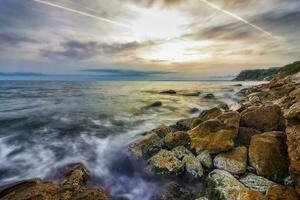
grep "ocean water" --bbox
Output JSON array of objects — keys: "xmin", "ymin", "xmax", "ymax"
[{"xmin": 0, "ymin": 80, "xmax": 254, "ymax": 199}]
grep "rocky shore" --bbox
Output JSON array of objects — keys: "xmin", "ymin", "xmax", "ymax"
[
  {"xmin": 130, "ymin": 75, "xmax": 300, "ymax": 199},
  {"xmin": 1, "ymin": 75, "xmax": 300, "ymax": 200}
]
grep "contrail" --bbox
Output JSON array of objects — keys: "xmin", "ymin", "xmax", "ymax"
[
  {"xmin": 198, "ymin": 0, "xmax": 274, "ymax": 38},
  {"xmin": 33, "ymin": 0, "xmax": 131, "ymax": 29}
]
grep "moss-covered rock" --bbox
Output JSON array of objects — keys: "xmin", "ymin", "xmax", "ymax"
[
  {"xmin": 172, "ymin": 146, "xmax": 193, "ymax": 160},
  {"xmin": 176, "ymin": 117, "xmax": 203, "ymax": 131},
  {"xmin": 196, "ymin": 150, "xmax": 213, "ymax": 169},
  {"xmin": 188, "ymin": 119, "xmax": 237, "ymax": 154},
  {"xmin": 149, "ymin": 150, "xmax": 184, "ymax": 175},
  {"xmin": 240, "ymin": 105, "xmax": 284, "ymax": 132},
  {"xmin": 183, "ymin": 155, "xmax": 204, "ymax": 179},
  {"xmin": 164, "ymin": 131, "xmax": 190, "ymax": 150},
  {"xmin": 239, "ymin": 173, "xmax": 277, "ymax": 193},
  {"xmin": 249, "ymin": 131, "xmax": 289, "ymax": 182}
]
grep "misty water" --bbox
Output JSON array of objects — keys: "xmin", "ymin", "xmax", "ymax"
[{"xmin": 0, "ymin": 80, "xmax": 256, "ymax": 199}]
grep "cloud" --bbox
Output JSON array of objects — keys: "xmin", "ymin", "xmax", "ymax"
[
  {"xmin": 0, "ymin": 32, "xmax": 37, "ymax": 46},
  {"xmin": 81, "ymin": 68, "xmax": 172, "ymax": 77},
  {"xmin": 40, "ymin": 40, "xmax": 151, "ymax": 61}
]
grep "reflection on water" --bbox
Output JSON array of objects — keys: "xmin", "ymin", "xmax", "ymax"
[{"xmin": 0, "ymin": 80, "xmax": 255, "ymax": 199}]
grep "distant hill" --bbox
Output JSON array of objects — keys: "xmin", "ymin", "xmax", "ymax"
[{"xmin": 233, "ymin": 61, "xmax": 300, "ymax": 81}]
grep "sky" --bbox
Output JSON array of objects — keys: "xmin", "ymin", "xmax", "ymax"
[{"xmin": 0, "ymin": 0, "xmax": 299, "ymax": 80}]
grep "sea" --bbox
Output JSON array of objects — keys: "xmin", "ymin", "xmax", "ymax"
[{"xmin": 0, "ymin": 80, "xmax": 259, "ymax": 199}]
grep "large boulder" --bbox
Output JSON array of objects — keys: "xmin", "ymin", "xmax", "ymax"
[
  {"xmin": 196, "ymin": 150, "xmax": 213, "ymax": 169},
  {"xmin": 235, "ymin": 127, "xmax": 262, "ymax": 147},
  {"xmin": 266, "ymin": 184, "xmax": 300, "ymax": 200},
  {"xmin": 284, "ymin": 102, "xmax": 300, "ymax": 123},
  {"xmin": 130, "ymin": 132, "xmax": 162, "ymax": 158},
  {"xmin": 286, "ymin": 125, "xmax": 300, "ymax": 194},
  {"xmin": 249, "ymin": 131, "xmax": 289, "ymax": 182},
  {"xmin": 213, "ymin": 146, "xmax": 247, "ymax": 175},
  {"xmin": 182, "ymin": 155, "xmax": 204, "ymax": 179},
  {"xmin": 176, "ymin": 117, "xmax": 202, "ymax": 131},
  {"xmin": 217, "ymin": 111, "xmax": 240, "ymax": 131},
  {"xmin": 207, "ymin": 169, "xmax": 266, "ymax": 200},
  {"xmin": 164, "ymin": 131, "xmax": 190, "ymax": 150},
  {"xmin": 240, "ymin": 105, "xmax": 284, "ymax": 132},
  {"xmin": 152, "ymin": 125, "xmax": 173, "ymax": 138},
  {"xmin": 239, "ymin": 173, "xmax": 277, "ymax": 193},
  {"xmin": 188, "ymin": 119, "xmax": 237, "ymax": 154},
  {"xmin": 199, "ymin": 107, "xmax": 223, "ymax": 121},
  {"xmin": 0, "ymin": 164, "xmax": 111, "ymax": 200},
  {"xmin": 149, "ymin": 150, "xmax": 184, "ymax": 175}
]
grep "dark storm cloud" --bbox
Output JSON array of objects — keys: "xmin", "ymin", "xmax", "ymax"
[
  {"xmin": 0, "ymin": 32, "xmax": 37, "ymax": 46},
  {"xmin": 184, "ymin": 22, "xmax": 257, "ymax": 41},
  {"xmin": 40, "ymin": 40, "xmax": 151, "ymax": 60}
]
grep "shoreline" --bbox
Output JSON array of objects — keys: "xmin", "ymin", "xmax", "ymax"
[{"xmin": 1, "ymin": 77, "xmax": 299, "ymax": 200}]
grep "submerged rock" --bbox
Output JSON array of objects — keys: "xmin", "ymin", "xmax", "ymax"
[
  {"xmin": 145, "ymin": 101, "xmax": 163, "ymax": 109},
  {"xmin": 189, "ymin": 107, "xmax": 200, "ymax": 114},
  {"xmin": 213, "ymin": 146, "xmax": 247, "ymax": 175},
  {"xmin": 172, "ymin": 146, "xmax": 193, "ymax": 160},
  {"xmin": 203, "ymin": 93, "xmax": 215, "ymax": 99},
  {"xmin": 196, "ymin": 150, "xmax": 213, "ymax": 169},
  {"xmin": 149, "ymin": 150, "xmax": 184, "ymax": 175},
  {"xmin": 130, "ymin": 132, "xmax": 162, "ymax": 158},
  {"xmin": 240, "ymin": 105, "xmax": 284, "ymax": 132},
  {"xmin": 160, "ymin": 90, "xmax": 176, "ymax": 95},
  {"xmin": 164, "ymin": 131, "xmax": 190, "ymax": 150},
  {"xmin": 239, "ymin": 173, "xmax": 277, "ymax": 193},
  {"xmin": 249, "ymin": 131, "xmax": 289, "ymax": 182},
  {"xmin": 188, "ymin": 119, "xmax": 237, "ymax": 154},
  {"xmin": 207, "ymin": 169, "xmax": 266, "ymax": 200},
  {"xmin": 0, "ymin": 164, "xmax": 111, "ymax": 200},
  {"xmin": 183, "ymin": 155, "xmax": 204, "ymax": 179}
]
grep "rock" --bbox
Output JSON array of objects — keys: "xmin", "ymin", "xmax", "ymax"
[
  {"xmin": 290, "ymin": 88, "xmax": 300, "ymax": 101},
  {"xmin": 153, "ymin": 125, "xmax": 173, "ymax": 138},
  {"xmin": 130, "ymin": 132, "xmax": 162, "ymax": 158},
  {"xmin": 217, "ymin": 103, "xmax": 229, "ymax": 111},
  {"xmin": 164, "ymin": 131, "xmax": 190, "ymax": 150},
  {"xmin": 229, "ymin": 102, "xmax": 245, "ymax": 112},
  {"xmin": 235, "ymin": 127, "xmax": 262, "ymax": 147},
  {"xmin": 172, "ymin": 146, "xmax": 194, "ymax": 160},
  {"xmin": 284, "ymin": 102, "xmax": 300, "ymax": 123},
  {"xmin": 266, "ymin": 184, "xmax": 300, "ymax": 200},
  {"xmin": 149, "ymin": 150, "xmax": 184, "ymax": 175},
  {"xmin": 249, "ymin": 95, "xmax": 261, "ymax": 104},
  {"xmin": 213, "ymin": 146, "xmax": 247, "ymax": 175},
  {"xmin": 198, "ymin": 107, "xmax": 222, "ymax": 121},
  {"xmin": 207, "ymin": 169, "xmax": 266, "ymax": 200},
  {"xmin": 204, "ymin": 93, "xmax": 215, "ymax": 99},
  {"xmin": 239, "ymin": 173, "xmax": 277, "ymax": 193},
  {"xmin": 0, "ymin": 164, "xmax": 111, "ymax": 200},
  {"xmin": 160, "ymin": 90, "xmax": 176, "ymax": 95},
  {"xmin": 183, "ymin": 155, "xmax": 204, "ymax": 179},
  {"xmin": 151, "ymin": 182, "xmax": 191, "ymax": 200},
  {"xmin": 233, "ymin": 84, "xmax": 243, "ymax": 87},
  {"xmin": 286, "ymin": 125, "xmax": 300, "ymax": 194},
  {"xmin": 188, "ymin": 119, "xmax": 237, "ymax": 154},
  {"xmin": 146, "ymin": 101, "xmax": 163, "ymax": 109},
  {"xmin": 196, "ymin": 150, "xmax": 213, "ymax": 169},
  {"xmin": 240, "ymin": 105, "xmax": 284, "ymax": 132},
  {"xmin": 217, "ymin": 111, "xmax": 240, "ymax": 131},
  {"xmin": 182, "ymin": 92, "xmax": 201, "ymax": 97},
  {"xmin": 195, "ymin": 197, "xmax": 209, "ymax": 200},
  {"xmin": 249, "ymin": 131, "xmax": 289, "ymax": 182},
  {"xmin": 176, "ymin": 117, "xmax": 202, "ymax": 131},
  {"xmin": 189, "ymin": 107, "xmax": 200, "ymax": 114}
]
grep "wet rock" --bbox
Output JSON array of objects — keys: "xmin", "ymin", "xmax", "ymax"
[
  {"xmin": 217, "ymin": 111, "xmax": 240, "ymax": 131},
  {"xmin": 176, "ymin": 117, "xmax": 202, "ymax": 131},
  {"xmin": 151, "ymin": 182, "xmax": 191, "ymax": 200},
  {"xmin": 207, "ymin": 169, "xmax": 266, "ymax": 200},
  {"xmin": 217, "ymin": 103, "xmax": 229, "ymax": 111},
  {"xmin": 249, "ymin": 131, "xmax": 289, "ymax": 182},
  {"xmin": 146, "ymin": 101, "xmax": 163, "ymax": 109},
  {"xmin": 196, "ymin": 150, "xmax": 213, "ymax": 169},
  {"xmin": 164, "ymin": 131, "xmax": 190, "ymax": 150},
  {"xmin": 239, "ymin": 173, "xmax": 277, "ymax": 193},
  {"xmin": 233, "ymin": 84, "xmax": 243, "ymax": 87},
  {"xmin": 130, "ymin": 132, "xmax": 162, "ymax": 158},
  {"xmin": 182, "ymin": 92, "xmax": 201, "ymax": 97},
  {"xmin": 286, "ymin": 125, "xmax": 300, "ymax": 194},
  {"xmin": 183, "ymin": 155, "xmax": 204, "ymax": 179},
  {"xmin": 198, "ymin": 107, "xmax": 223, "ymax": 121},
  {"xmin": 229, "ymin": 102, "xmax": 245, "ymax": 112},
  {"xmin": 152, "ymin": 125, "xmax": 173, "ymax": 138},
  {"xmin": 213, "ymin": 146, "xmax": 247, "ymax": 175},
  {"xmin": 160, "ymin": 90, "xmax": 176, "ymax": 95},
  {"xmin": 188, "ymin": 119, "xmax": 237, "ymax": 154},
  {"xmin": 204, "ymin": 93, "xmax": 215, "ymax": 99},
  {"xmin": 189, "ymin": 107, "xmax": 200, "ymax": 114},
  {"xmin": 172, "ymin": 146, "xmax": 193, "ymax": 160},
  {"xmin": 149, "ymin": 149, "xmax": 184, "ymax": 175},
  {"xmin": 240, "ymin": 105, "xmax": 284, "ymax": 132},
  {"xmin": 235, "ymin": 127, "xmax": 262, "ymax": 147},
  {"xmin": 0, "ymin": 164, "xmax": 111, "ymax": 200},
  {"xmin": 266, "ymin": 184, "xmax": 300, "ymax": 200}
]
